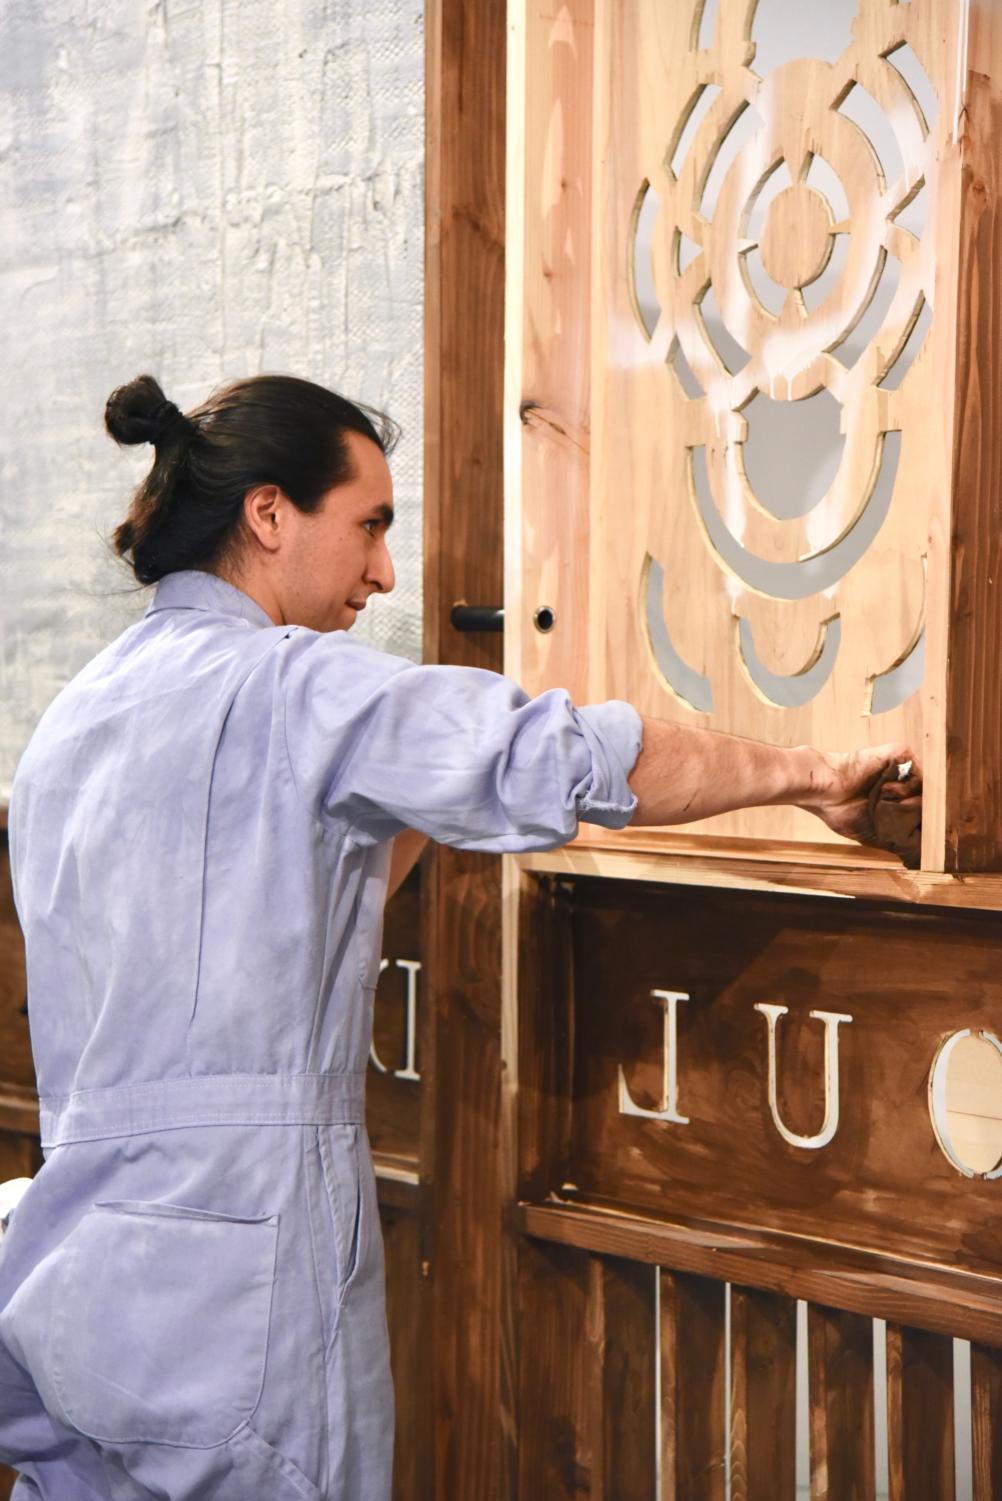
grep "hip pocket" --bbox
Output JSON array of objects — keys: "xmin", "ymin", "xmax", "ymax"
[
  {"xmin": 49, "ymin": 1199, "xmax": 278, "ymax": 1448},
  {"xmin": 308, "ymin": 1125, "xmax": 365, "ymax": 1352}
]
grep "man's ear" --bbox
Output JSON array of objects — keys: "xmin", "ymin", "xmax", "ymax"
[{"xmin": 243, "ymin": 485, "xmax": 285, "ymax": 553}]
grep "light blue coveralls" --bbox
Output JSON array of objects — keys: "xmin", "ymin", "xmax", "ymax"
[{"xmin": 0, "ymin": 570, "xmax": 642, "ymax": 1500}]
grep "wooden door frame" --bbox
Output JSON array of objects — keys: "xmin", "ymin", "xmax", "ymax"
[{"xmin": 422, "ymin": 0, "xmax": 507, "ymax": 1497}]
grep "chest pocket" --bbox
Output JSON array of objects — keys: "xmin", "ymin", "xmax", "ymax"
[{"xmin": 26, "ymin": 1200, "xmax": 278, "ymax": 1448}]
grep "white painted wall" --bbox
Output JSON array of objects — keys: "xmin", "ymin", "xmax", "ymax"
[{"xmin": 0, "ymin": 0, "xmax": 425, "ymax": 795}]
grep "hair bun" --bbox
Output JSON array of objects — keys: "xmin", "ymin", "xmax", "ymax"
[{"xmin": 105, "ymin": 374, "xmax": 187, "ymax": 448}]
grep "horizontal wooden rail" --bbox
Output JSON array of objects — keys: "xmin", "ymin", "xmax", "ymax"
[
  {"xmin": 518, "ymin": 1199, "xmax": 1002, "ymax": 1348},
  {"xmin": 518, "ymin": 844, "xmax": 1002, "ymax": 911}
]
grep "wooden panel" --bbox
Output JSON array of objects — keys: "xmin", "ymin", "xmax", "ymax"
[
  {"xmin": 944, "ymin": 1, "xmax": 1002, "ymax": 870},
  {"xmin": 0, "ymin": 1132, "xmax": 40, "ymax": 1184},
  {"xmin": 598, "ymin": 1259, "xmax": 656, "ymax": 1501},
  {"xmin": 555, "ymin": 880, "xmax": 1002, "ymax": 1279},
  {"xmin": 503, "ymin": 0, "xmax": 593, "ymax": 712},
  {"xmin": 380, "ymin": 1200, "xmax": 432, "ymax": 1501},
  {"xmin": 808, "ymin": 1305, "xmax": 875, "ymax": 1501},
  {"xmin": 509, "ymin": 0, "xmax": 987, "ymax": 862},
  {"xmin": 515, "ymin": 1243, "xmax": 656, "ymax": 1501},
  {"xmin": 660, "ymin": 1270, "xmax": 726, "ymax": 1501},
  {"xmin": 515, "ymin": 1238, "xmax": 595, "ymax": 1501},
  {"xmin": 971, "ymin": 1342, "xmax": 1002, "ymax": 1501},
  {"xmin": 367, "ymin": 866, "xmax": 422, "ymax": 1162},
  {"xmin": 514, "ymin": 873, "xmax": 575, "ymax": 1200},
  {"xmin": 0, "ymin": 836, "xmax": 31, "ymax": 1096},
  {"xmin": 519, "ymin": 1199, "xmax": 1002, "ymax": 1351},
  {"xmin": 886, "ymin": 1323, "xmax": 955, "ymax": 1500},
  {"xmin": 729, "ymin": 1287, "xmax": 796, "ymax": 1501},
  {"xmin": 424, "ymin": 0, "xmax": 506, "ymax": 1495},
  {"xmin": 518, "ymin": 842, "xmax": 1002, "ymax": 912}
]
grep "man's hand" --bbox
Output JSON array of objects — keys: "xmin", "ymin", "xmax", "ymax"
[
  {"xmin": 801, "ymin": 743, "xmax": 923, "ymax": 866},
  {"xmin": 629, "ymin": 719, "xmax": 923, "ymax": 867}
]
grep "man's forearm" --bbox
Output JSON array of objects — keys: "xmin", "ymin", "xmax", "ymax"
[{"xmin": 628, "ymin": 717, "xmax": 832, "ymax": 826}]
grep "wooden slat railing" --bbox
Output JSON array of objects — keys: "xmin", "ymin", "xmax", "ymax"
[{"xmin": 730, "ymin": 1287, "xmax": 797, "ymax": 1501}]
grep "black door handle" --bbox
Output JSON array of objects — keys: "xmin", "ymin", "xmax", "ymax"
[{"xmin": 450, "ymin": 604, "xmax": 504, "ymax": 633}]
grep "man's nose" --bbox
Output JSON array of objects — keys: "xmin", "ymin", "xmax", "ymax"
[{"xmin": 368, "ymin": 538, "xmax": 395, "ymax": 595}]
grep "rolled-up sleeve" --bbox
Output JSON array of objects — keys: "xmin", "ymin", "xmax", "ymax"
[{"xmin": 280, "ymin": 633, "xmax": 643, "ymax": 850}]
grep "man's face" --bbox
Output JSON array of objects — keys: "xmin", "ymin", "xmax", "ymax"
[{"xmin": 280, "ymin": 430, "xmax": 396, "ymax": 633}]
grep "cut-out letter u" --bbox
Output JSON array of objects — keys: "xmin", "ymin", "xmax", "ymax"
[{"xmin": 754, "ymin": 1004, "xmax": 852, "ymax": 1150}]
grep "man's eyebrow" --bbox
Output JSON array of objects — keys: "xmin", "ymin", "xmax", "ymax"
[{"xmin": 373, "ymin": 502, "xmax": 395, "ymax": 527}]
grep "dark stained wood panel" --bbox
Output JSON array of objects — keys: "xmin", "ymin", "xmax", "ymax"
[
  {"xmin": 518, "ymin": 1199, "xmax": 1002, "ymax": 1351},
  {"xmin": 808, "ymin": 1305, "xmax": 875, "ymax": 1501},
  {"xmin": 886, "ymin": 1324, "xmax": 955, "ymax": 1501},
  {"xmin": 422, "ymin": 0, "xmax": 507, "ymax": 1493},
  {"xmin": 549, "ymin": 880, "xmax": 1002, "ymax": 1277},
  {"xmin": 729, "ymin": 1287, "xmax": 797, "ymax": 1501},
  {"xmin": 515, "ymin": 873, "xmax": 575, "ymax": 1201},
  {"xmin": 661, "ymin": 1270, "xmax": 726, "ymax": 1501},
  {"xmin": 0, "ymin": 836, "xmax": 31, "ymax": 1095},
  {"xmin": 515, "ymin": 1239, "xmax": 596, "ymax": 1501},
  {"xmin": 597, "ymin": 1258, "xmax": 656, "ymax": 1501},
  {"xmin": 381, "ymin": 1200, "xmax": 432, "ymax": 1501},
  {"xmin": 972, "ymin": 1342, "xmax": 1002, "ymax": 1501},
  {"xmin": 367, "ymin": 866, "xmax": 422, "ymax": 1161}
]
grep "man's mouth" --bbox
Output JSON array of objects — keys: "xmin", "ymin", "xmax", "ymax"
[{"xmin": 347, "ymin": 598, "xmax": 367, "ymax": 611}]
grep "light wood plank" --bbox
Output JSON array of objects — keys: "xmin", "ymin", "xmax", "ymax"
[{"xmin": 516, "ymin": 842, "xmax": 1002, "ymax": 911}]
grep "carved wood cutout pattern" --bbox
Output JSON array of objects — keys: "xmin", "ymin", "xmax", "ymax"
[{"xmin": 583, "ymin": 0, "xmax": 961, "ymax": 846}]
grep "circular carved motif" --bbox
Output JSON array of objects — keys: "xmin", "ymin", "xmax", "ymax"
[{"xmin": 758, "ymin": 184, "xmax": 834, "ymax": 290}]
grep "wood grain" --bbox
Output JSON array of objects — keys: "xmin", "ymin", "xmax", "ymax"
[
  {"xmin": 367, "ymin": 865, "xmax": 422, "ymax": 1162},
  {"xmin": 517, "ymin": 1200, "xmax": 1002, "ymax": 1351},
  {"xmin": 729, "ymin": 1287, "xmax": 796, "ymax": 1501},
  {"xmin": 971, "ymin": 1342, "xmax": 1002, "ymax": 1501},
  {"xmin": 515, "ymin": 1238, "xmax": 596, "ymax": 1501},
  {"xmin": 423, "ymin": 2, "xmax": 507, "ymax": 1496},
  {"xmin": 808, "ymin": 1305, "xmax": 875, "ymax": 1501},
  {"xmin": 660, "ymin": 1270, "xmax": 726, "ymax": 1501},
  {"xmin": 886, "ymin": 1323, "xmax": 955, "ymax": 1500},
  {"xmin": 597, "ymin": 1258, "xmax": 657, "ymax": 1501},
  {"xmin": 517, "ymin": 841, "xmax": 1002, "ymax": 912},
  {"xmin": 945, "ymin": 2, "xmax": 1002, "ymax": 870},
  {"xmin": 0, "ymin": 834, "xmax": 31, "ymax": 1096},
  {"xmin": 554, "ymin": 879, "xmax": 1002, "ymax": 1279},
  {"xmin": 381, "ymin": 1200, "xmax": 432, "ymax": 1501},
  {"xmin": 510, "ymin": 0, "xmax": 965, "ymax": 855}
]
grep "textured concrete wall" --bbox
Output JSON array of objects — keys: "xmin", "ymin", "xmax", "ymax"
[{"xmin": 0, "ymin": 0, "xmax": 424, "ymax": 795}]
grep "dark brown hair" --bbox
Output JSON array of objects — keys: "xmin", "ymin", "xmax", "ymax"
[{"xmin": 107, "ymin": 373, "xmax": 398, "ymax": 585}]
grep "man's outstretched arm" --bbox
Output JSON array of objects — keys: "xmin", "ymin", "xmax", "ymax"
[{"xmin": 628, "ymin": 718, "xmax": 921, "ymax": 852}]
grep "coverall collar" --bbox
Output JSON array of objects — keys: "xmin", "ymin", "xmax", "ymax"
[{"xmin": 145, "ymin": 570, "xmax": 274, "ymax": 630}]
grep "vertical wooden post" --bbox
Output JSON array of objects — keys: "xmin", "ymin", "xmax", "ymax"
[
  {"xmin": 730, "ymin": 1287, "xmax": 797, "ymax": 1501},
  {"xmin": 944, "ymin": 0, "xmax": 1002, "ymax": 870},
  {"xmin": 886, "ymin": 1324, "xmax": 956, "ymax": 1501},
  {"xmin": 660, "ymin": 1270, "xmax": 727, "ymax": 1500},
  {"xmin": 808, "ymin": 1305, "xmax": 876, "ymax": 1501},
  {"xmin": 423, "ymin": 0, "xmax": 506, "ymax": 1496}
]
